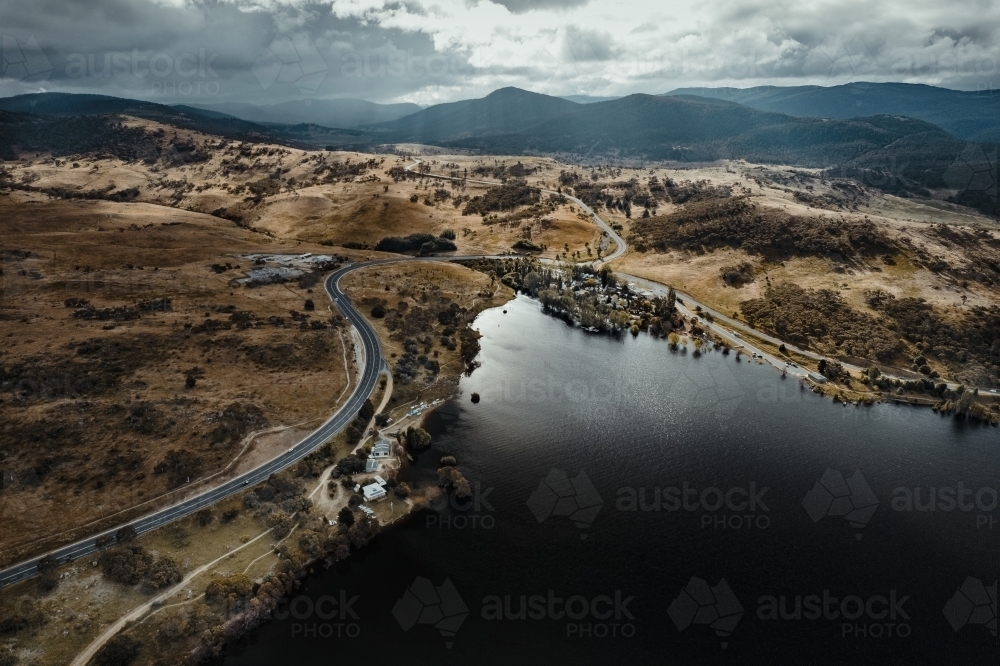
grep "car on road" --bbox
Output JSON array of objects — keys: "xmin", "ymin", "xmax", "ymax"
[{"xmin": 242, "ymin": 480, "xmax": 249, "ymax": 486}]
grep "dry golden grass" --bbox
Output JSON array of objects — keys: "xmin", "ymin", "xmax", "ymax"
[{"xmin": 0, "ymin": 193, "xmax": 357, "ymax": 564}]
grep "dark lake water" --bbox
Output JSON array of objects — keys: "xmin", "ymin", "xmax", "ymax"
[{"xmin": 226, "ymin": 294, "xmax": 999, "ymax": 665}]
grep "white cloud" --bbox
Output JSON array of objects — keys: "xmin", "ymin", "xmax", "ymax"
[{"xmin": 0, "ymin": 0, "xmax": 996, "ymax": 103}]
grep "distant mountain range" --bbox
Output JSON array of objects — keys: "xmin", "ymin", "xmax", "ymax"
[
  {"xmin": 363, "ymin": 87, "xmax": 994, "ymax": 214},
  {"xmin": 0, "ymin": 85, "xmax": 995, "ymax": 216},
  {"xmin": 185, "ymin": 98, "xmax": 421, "ymax": 129},
  {"xmin": 432, "ymin": 91, "xmax": 959, "ymax": 167},
  {"xmin": 561, "ymin": 95, "xmax": 620, "ymax": 104},
  {"xmin": 667, "ymin": 83, "xmax": 1000, "ymax": 142},
  {"xmin": 365, "ymin": 87, "xmax": 580, "ymax": 143}
]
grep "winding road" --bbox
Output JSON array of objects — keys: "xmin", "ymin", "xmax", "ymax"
[
  {"xmin": 1, "ymin": 258, "xmax": 410, "ymax": 588},
  {"xmin": 0, "ymin": 159, "xmax": 622, "ymax": 589}
]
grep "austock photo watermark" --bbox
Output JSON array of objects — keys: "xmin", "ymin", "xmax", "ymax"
[
  {"xmin": 392, "ymin": 576, "xmax": 636, "ymax": 644},
  {"xmin": 526, "ymin": 466, "xmax": 773, "ymax": 538},
  {"xmin": 672, "ymin": 574, "xmax": 998, "ymax": 648},
  {"xmin": 0, "ymin": 33, "xmax": 222, "ymax": 96},
  {"xmin": 522, "ymin": 461, "xmax": 1000, "ymax": 547},
  {"xmin": 64, "ymin": 48, "xmax": 220, "ymax": 97},
  {"xmin": 616, "ymin": 482, "xmax": 771, "ymax": 531},
  {"xmin": 669, "ymin": 576, "xmax": 920, "ymax": 646},
  {"xmin": 274, "ymin": 591, "xmax": 362, "ymax": 640},
  {"xmin": 480, "ymin": 589, "xmax": 637, "ymax": 639}
]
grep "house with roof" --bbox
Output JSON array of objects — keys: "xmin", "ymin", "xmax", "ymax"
[
  {"xmin": 365, "ymin": 457, "xmax": 379, "ymax": 473},
  {"xmin": 362, "ymin": 475, "xmax": 388, "ymax": 502},
  {"xmin": 363, "ymin": 482, "xmax": 387, "ymax": 501},
  {"xmin": 371, "ymin": 439, "xmax": 392, "ymax": 459}
]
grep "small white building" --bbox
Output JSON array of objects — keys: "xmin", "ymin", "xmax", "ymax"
[
  {"xmin": 371, "ymin": 439, "xmax": 392, "ymax": 458},
  {"xmin": 363, "ymin": 482, "xmax": 387, "ymax": 501}
]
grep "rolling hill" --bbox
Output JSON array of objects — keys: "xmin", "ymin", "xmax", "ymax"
[
  {"xmin": 436, "ymin": 90, "xmax": 994, "ymax": 215},
  {"xmin": 0, "ymin": 92, "xmax": 278, "ymax": 142},
  {"xmin": 0, "ymin": 88, "xmax": 994, "ymax": 216},
  {"xmin": 364, "ymin": 86, "xmax": 580, "ymax": 143},
  {"xmin": 185, "ymin": 98, "xmax": 422, "ymax": 129},
  {"xmin": 666, "ymin": 83, "xmax": 1000, "ymax": 142}
]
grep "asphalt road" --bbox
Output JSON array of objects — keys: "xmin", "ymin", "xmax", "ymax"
[{"xmin": 0, "ymin": 260, "xmax": 388, "ymax": 588}]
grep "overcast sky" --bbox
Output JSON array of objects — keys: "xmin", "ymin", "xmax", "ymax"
[{"xmin": 1, "ymin": 0, "xmax": 998, "ymax": 105}]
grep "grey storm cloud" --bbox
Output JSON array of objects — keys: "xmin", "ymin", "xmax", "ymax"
[
  {"xmin": 0, "ymin": 0, "xmax": 997, "ymax": 104},
  {"xmin": 561, "ymin": 25, "xmax": 620, "ymax": 62},
  {"xmin": 487, "ymin": 0, "xmax": 593, "ymax": 13}
]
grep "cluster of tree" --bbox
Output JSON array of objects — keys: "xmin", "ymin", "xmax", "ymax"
[
  {"xmin": 311, "ymin": 156, "xmax": 381, "ymax": 182},
  {"xmin": 460, "ymin": 256, "xmax": 539, "ymax": 291},
  {"xmin": 629, "ymin": 195, "xmax": 895, "ymax": 259},
  {"xmin": 472, "ymin": 161, "xmax": 537, "ymax": 179},
  {"xmin": 480, "ymin": 196, "xmax": 562, "ymax": 228},
  {"xmin": 97, "ymin": 543, "xmax": 181, "ymax": 591},
  {"xmin": 401, "ymin": 425, "xmax": 432, "ymax": 451},
  {"xmin": 0, "ymin": 112, "xmax": 162, "ymax": 162},
  {"xmin": 720, "ymin": 261, "xmax": 756, "ymax": 287},
  {"xmin": 153, "ymin": 448, "xmax": 203, "ymax": 489},
  {"xmin": 71, "ymin": 303, "xmax": 143, "ymax": 322},
  {"xmin": 344, "ymin": 398, "xmax": 375, "ymax": 446},
  {"xmin": 36, "ymin": 554, "xmax": 61, "ymax": 593},
  {"xmin": 333, "ymin": 453, "xmax": 366, "ymax": 477},
  {"xmin": 394, "ymin": 338, "xmax": 441, "ymax": 385},
  {"xmin": 243, "ymin": 176, "xmax": 283, "ymax": 202},
  {"xmin": 932, "ymin": 387, "xmax": 997, "ymax": 422},
  {"xmin": 462, "ymin": 179, "xmax": 540, "ymax": 216},
  {"xmin": 204, "ymin": 573, "xmax": 254, "ymax": 606},
  {"xmin": 0, "ymin": 596, "xmax": 47, "ymax": 638},
  {"xmin": 161, "ymin": 138, "xmax": 210, "ymax": 166},
  {"xmin": 241, "ymin": 472, "xmax": 312, "ymax": 522},
  {"xmin": 865, "ymin": 289, "xmax": 1000, "ymax": 387},
  {"xmin": 385, "ymin": 165, "xmax": 421, "ymax": 182},
  {"xmin": 654, "ymin": 176, "xmax": 734, "ymax": 205},
  {"xmin": 741, "ymin": 283, "xmax": 901, "ymax": 361},
  {"xmin": 208, "ymin": 402, "xmax": 267, "ymax": 446},
  {"xmin": 512, "ymin": 239, "xmax": 543, "ymax": 252},
  {"xmin": 926, "ymin": 225, "xmax": 1000, "ymax": 287},
  {"xmin": 437, "ymin": 456, "xmax": 471, "ymax": 497},
  {"xmin": 817, "ymin": 358, "xmax": 849, "ymax": 380},
  {"xmin": 93, "ymin": 634, "xmax": 141, "ymax": 666},
  {"xmin": 380, "ymin": 292, "xmax": 480, "ymax": 378},
  {"xmin": 374, "ymin": 233, "xmax": 457, "ymax": 255}
]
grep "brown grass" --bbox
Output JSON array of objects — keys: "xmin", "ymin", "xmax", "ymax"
[{"xmin": 0, "ymin": 194, "xmax": 354, "ymax": 564}]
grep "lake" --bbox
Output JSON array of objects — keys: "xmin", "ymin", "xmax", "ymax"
[{"xmin": 226, "ymin": 293, "xmax": 999, "ymax": 665}]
